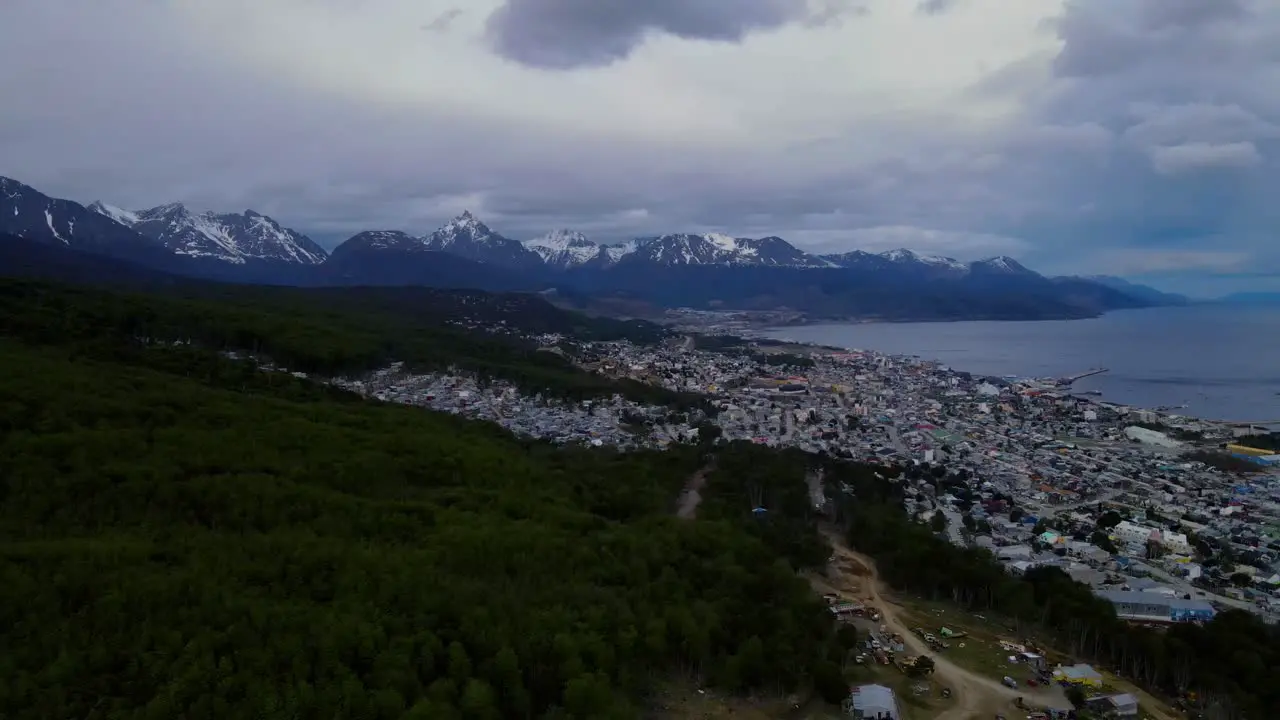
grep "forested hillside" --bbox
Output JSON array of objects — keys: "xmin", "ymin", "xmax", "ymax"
[
  {"xmin": 0, "ymin": 326, "xmax": 850, "ymax": 718},
  {"xmin": 0, "ymin": 278, "xmax": 700, "ymax": 410}
]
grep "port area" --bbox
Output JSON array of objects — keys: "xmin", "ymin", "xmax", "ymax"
[{"xmin": 1054, "ymin": 368, "xmax": 1109, "ymax": 387}]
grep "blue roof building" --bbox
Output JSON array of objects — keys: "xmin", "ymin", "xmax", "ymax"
[{"xmin": 1097, "ymin": 589, "xmax": 1216, "ymax": 623}]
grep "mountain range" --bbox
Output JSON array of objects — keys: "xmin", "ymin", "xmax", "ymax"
[{"xmin": 0, "ymin": 174, "xmax": 1184, "ymax": 321}]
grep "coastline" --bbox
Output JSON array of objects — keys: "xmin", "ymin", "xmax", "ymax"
[
  {"xmin": 752, "ymin": 329, "xmax": 1278, "ymax": 431},
  {"xmin": 755, "ymin": 302, "xmax": 1206, "ymax": 328}
]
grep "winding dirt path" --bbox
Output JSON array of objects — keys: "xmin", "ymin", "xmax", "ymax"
[
  {"xmin": 676, "ymin": 460, "xmax": 714, "ymax": 519},
  {"xmin": 819, "ymin": 529, "xmax": 1069, "ymax": 720}
]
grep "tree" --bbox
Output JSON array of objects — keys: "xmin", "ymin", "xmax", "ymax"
[
  {"xmin": 1066, "ymin": 684, "xmax": 1087, "ymax": 709},
  {"xmin": 1009, "ymin": 506, "xmax": 1024, "ymax": 523},
  {"xmin": 1097, "ymin": 511, "xmax": 1123, "ymax": 529},
  {"xmin": 1090, "ymin": 530, "xmax": 1118, "ymax": 554},
  {"xmin": 930, "ymin": 513, "xmax": 948, "ymax": 533},
  {"xmin": 1230, "ymin": 572, "xmax": 1254, "ymax": 588},
  {"xmin": 811, "ymin": 660, "xmax": 848, "ymax": 704},
  {"xmin": 907, "ymin": 655, "xmax": 935, "ymax": 677}
]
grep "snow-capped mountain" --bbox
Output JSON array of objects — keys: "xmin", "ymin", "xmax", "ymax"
[
  {"xmin": 524, "ymin": 229, "xmax": 613, "ymax": 269},
  {"xmin": 822, "ymin": 248, "xmax": 1029, "ymax": 278},
  {"xmin": 332, "ymin": 230, "xmax": 422, "ymax": 253},
  {"xmin": 876, "ymin": 248, "xmax": 970, "ymax": 274},
  {"xmin": 419, "ymin": 211, "xmax": 542, "ymax": 271},
  {"xmin": 971, "ymin": 255, "xmax": 1033, "ymax": 274},
  {"xmin": 89, "ymin": 201, "xmax": 327, "ymax": 265},
  {"xmin": 0, "ymin": 176, "xmax": 175, "ymax": 265},
  {"xmin": 617, "ymin": 232, "xmax": 829, "ymax": 268},
  {"xmin": 0, "ymin": 173, "xmax": 1183, "ymax": 320}
]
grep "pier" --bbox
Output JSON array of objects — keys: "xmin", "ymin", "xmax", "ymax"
[{"xmin": 1057, "ymin": 368, "xmax": 1108, "ymax": 385}]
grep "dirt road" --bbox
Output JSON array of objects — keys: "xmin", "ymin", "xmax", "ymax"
[
  {"xmin": 819, "ymin": 529, "xmax": 1069, "ymax": 720},
  {"xmin": 676, "ymin": 461, "xmax": 713, "ymax": 519}
]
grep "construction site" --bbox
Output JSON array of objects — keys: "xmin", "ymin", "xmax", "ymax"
[{"xmin": 808, "ymin": 530, "xmax": 1086, "ymax": 720}]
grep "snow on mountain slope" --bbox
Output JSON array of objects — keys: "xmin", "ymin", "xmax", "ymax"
[
  {"xmin": 619, "ymin": 232, "xmax": 828, "ymax": 267},
  {"xmin": 419, "ymin": 211, "xmax": 543, "ymax": 270},
  {"xmin": 524, "ymin": 229, "xmax": 603, "ymax": 269},
  {"xmin": 89, "ymin": 201, "xmax": 328, "ymax": 265},
  {"xmin": 86, "ymin": 201, "xmax": 139, "ymax": 226},
  {"xmin": 878, "ymin": 248, "xmax": 969, "ymax": 272},
  {"xmin": 972, "ymin": 255, "xmax": 1032, "ymax": 274},
  {"xmin": 0, "ymin": 177, "xmax": 168, "ymax": 261},
  {"xmin": 337, "ymin": 230, "xmax": 423, "ymax": 252}
]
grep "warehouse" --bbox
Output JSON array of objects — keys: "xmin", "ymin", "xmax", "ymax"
[
  {"xmin": 1097, "ymin": 589, "xmax": 1216, "ymax": 623},
  {"xmin": 846, "ymin": 684, "xmax": 899, "ymax": 719}
]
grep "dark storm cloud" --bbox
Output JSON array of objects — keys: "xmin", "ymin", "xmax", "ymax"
[{"xmin": 484, "ymin": 0, "xmax": 857, "ymax": 69}]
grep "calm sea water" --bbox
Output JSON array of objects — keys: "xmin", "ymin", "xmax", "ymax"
[{"xmin": 764, "ymin": 305, "xmax": 1280, "ymax": 423}]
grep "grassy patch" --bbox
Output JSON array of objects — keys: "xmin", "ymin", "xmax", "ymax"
[
  {"xmin": 891, "ymin": 596, "xmax": 1059, "ymax": 685},
  {"xmin": 890, "ymin": 597, "xmax": 1182, "ymax": 720}
]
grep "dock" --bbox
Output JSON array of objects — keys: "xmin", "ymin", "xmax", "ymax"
[{"xmin": 1057, "ymin": 368, "xmax": 1108, "ymax": 386}]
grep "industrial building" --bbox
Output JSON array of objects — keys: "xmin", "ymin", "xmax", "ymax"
[
  {"xmin": 1097, "ymin": 589, "xmax": 1216, "ymax": 623},
  {"xmin": 1087, "ymin": 692, "xmax": 1139, "ymax": 717},
  {"xmin": 846, "ymin": 683, "xmax": 899, "ymax": 719},
  {"xmin": 1053, "ymin": 663, "xmax": 1103, "ymax": 687}
]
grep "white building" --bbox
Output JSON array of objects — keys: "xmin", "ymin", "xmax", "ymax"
[
  {"xmin": 1114, "ymin": 520, "xmax": 1158, "ymax": 547},
  {"xmin": 1162, "ymin": 531, "xmax": 1191, "ymax": 555},
  {"xmin": 1123, "ymin": 426, "xmax": 1182, "ymax": 448}
]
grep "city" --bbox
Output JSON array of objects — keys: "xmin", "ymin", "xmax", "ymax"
[{"xmin": 332, "ymin": 329, "xmax": 1280, "ymax": 630}]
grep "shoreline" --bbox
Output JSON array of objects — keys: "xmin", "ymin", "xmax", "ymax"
[
  {"xmin": 753, "ymin": 303, "xmax": 1205, "ymax": 329},
  {"xmin": 749, "ymin": 331, "xmax": 1278, "ymax": 432}
]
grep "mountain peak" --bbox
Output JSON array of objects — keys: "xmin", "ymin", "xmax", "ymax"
[
  {"xmin": 975, "ymin": 255, "xmax": 1029, "ymax": 273},
  {"xmin": 107, "ymin": 203, "xmax": 327, "ymax": 265},
  {"xmin": 143, "ymin": 202, "xmax": 188, "ymax": 219},
  {"xmin": 526, "ymin": 229, "xmax": 594, "ymax": 252},
  {"xmin": 436, "ymin": 211, "xmax": 492, "ymax": 237},
  {"xmin": 879, "ymin": 248, "xmax": 967, "ymax": 271},
  {"xmin": 88, "ymin": 201, "xmax": 142, "ymax": 226},
  {"xmin": 525, "ymin": 229, "xmax": 603, "ymax": 268},
  {"xmin": 420, "ymin": 213, "xmax": 542, "ymax": 270},
  {"xmin": 618, "ymin": 232, "xmax": 827, "ymax": 268}
]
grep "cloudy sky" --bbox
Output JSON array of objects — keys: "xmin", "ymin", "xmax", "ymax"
[{"xmin": 2, "ymin": 0, "xmax": 1278, "ymax": 295}]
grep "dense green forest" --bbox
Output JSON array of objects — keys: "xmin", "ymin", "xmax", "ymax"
[
  {"xmin": 0, "ymin": 279, "xmax": 864, "ymax": 718},
  {"xmin": 0, "ymin": 279, "xmax": 704, "ymax": 410},
  {"xmin": 0, "ymin": 337, "xmax": 861, "ymax": 718}
]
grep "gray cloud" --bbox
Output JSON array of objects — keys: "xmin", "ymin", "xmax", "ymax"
[
  {"xmin": 999, "ymin": 0, "xmax": 1280, "ymax": 276},
  {"xmin": 917, "ymin": 0, "xmax": 959, "ymax": 16},
  {"xmin": 1148, "ymin": 142, "xmax": 1262, "ymax": 175},
  {"xmin": 0, "ymin": 0, "xmax": 1277, "ymax": 291},
  {"xmin": 484, "ymin": 0, "xmax": 856, "ymax": 69},
  {"xmin": 422, "ymin": 8, "xmax": 463, "ymax": 33}
]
